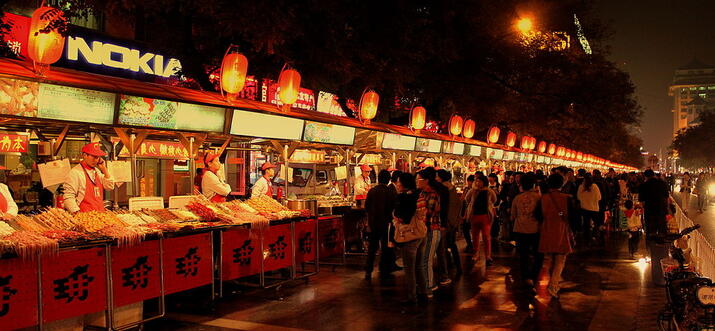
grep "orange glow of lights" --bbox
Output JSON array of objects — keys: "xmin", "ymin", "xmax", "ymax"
[
  {"xmin": 359, "ymin": 89, "xmax": 379, "ymax": 122},
  {"xmin": 449, "ymin": 114, "xmax": 464, "ymax": 136},
  {"xmin": 577, "ymin": 152, "xmax": 583, "ymax": 160},
  {"xmin": 487, "ymin": 126, "xmax": 501, "ymax": 144},
  {"xmin": 28, "ymin": 6, "xmax": 66, "ymax": 73},
  {"xmin": 462, "ymin": 119, "xmax": 476, "ymax": 139},
  {"xmin": 548, "ymin": 143, "xmax": 556, "ymax": 155},
  {"xmin": 506, "ymin": 132, "xmax": 517, "ymax": 147},
  {"xmin": 410, "ymin": 106, "xmax": 427, "ymax": 130},
  {"xmin": 220, "ymin": 47, "xmax": 249, "ymax": 95},
  {"xmin": 538, "ymin": 141, "xmax": 547, "ymax": 153},
  {"xmin": 516, "ymin": 17, "xmax": 534, "ymax": 35},
  {"xmin": 520, "ymin": 136, "xmax": 530, "ymax": 149},
  {"xmin": 557, "ymin": 146, "xmax": 565, "ymax": 157},
  {"xmin": 529, "ymin": 137, "xmax": 537, "ymax": 150},
  {"xmin": 278, "ymin": 67, "xmax": 301, "ymax": 105}
]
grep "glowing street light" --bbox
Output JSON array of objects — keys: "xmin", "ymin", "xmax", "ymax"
[{"xmin": 516, "ymin": 18, "xmax": 534, "ymax": 35}]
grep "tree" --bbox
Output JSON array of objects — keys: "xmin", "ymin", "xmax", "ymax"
[{"xmin": 672, "ymin": 111, "xmax": 715, "ymax": 169}]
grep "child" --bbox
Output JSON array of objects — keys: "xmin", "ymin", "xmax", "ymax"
[{"xmin": 623, "ymin": 200, "xmax": 642, "ymax": 259}]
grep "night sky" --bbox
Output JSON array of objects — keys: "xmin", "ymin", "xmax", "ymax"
[{"xmin": 594, "ymin": 0, "xmax": 715, "ymax": 157}]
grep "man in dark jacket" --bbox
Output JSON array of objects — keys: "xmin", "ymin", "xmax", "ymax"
[
  {"xmin": 436, "ymin": 169, "xmax": 460, "ymax": 284},
  {"xmin": 639, "ymin": 169, "xmax": 670, "ymax": 286},
  {"xmin": 365, "ymin": 170, "xmax": 397, "ymax": 279}
]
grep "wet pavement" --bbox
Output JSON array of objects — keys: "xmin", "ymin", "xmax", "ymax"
[{"xmin": 143, "ymin": 232, "xmax": 667, "ymax": 331}]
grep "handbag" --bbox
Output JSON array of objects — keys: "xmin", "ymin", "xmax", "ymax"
[{"xmin": 393, "ymin": 210, "xmax": 427, "ymax": 243}]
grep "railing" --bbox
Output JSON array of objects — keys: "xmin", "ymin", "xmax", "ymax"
[{"xmin": 672, "ymin": 197, "xmax": 715, "ymax": 280}]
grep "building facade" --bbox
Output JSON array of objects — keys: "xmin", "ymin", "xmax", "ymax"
[{"xmin": 669, "ymin": 59, "xmax": 715, "ymax": 137}]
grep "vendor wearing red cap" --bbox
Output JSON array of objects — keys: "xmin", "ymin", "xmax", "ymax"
[
  {"xmin": 63, "ymin": 142, "xmax": 115, "ymax": 213},
  {"xmin": 354, "ymin": 164, "xmax": 373, "ymax": 198},
  {"xmin": 201, "ymin": 153, "xmax": 231, "ymax": 203},
  {"xmin": 0, "ymin": 166, "xmax": 18, "ymax": 219},
  {"xmin": 252, "ymin": 162, "xmax": 276, "ymax": 197}
]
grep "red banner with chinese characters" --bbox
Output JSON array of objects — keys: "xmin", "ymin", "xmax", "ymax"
[
  {"xmin": 262, "ymin": 223, "xmax": 293, "ymax": 272},
  {"xmin": 295, "ymin": 219, "xmax": 317, "ymax": 263},
  {"xmin": 0, "ymin": 258, "xmax": 38, "ymax": 330},
  {"xmin": 163, "ymin": 233, "xmax": 213, "ymax": 295},
  {"xmin": 0, "ymin": 133, "xmax": 28, "ymax": 153},
  {"xmin": 2, "ymin": 13, "xmax": 30, "ymax": 58},
  {"xmin": 41, "ymin": 247, "xmax": 107, "ymax": 323},
  {"xmin": 221, "ymin": 228, "xmax": 261, "ymax": 280},
  {"xmin": 111, "ymin": 240, "xmax": 162, "ymax": 307},
  {"xmin": 261, "ymin": 78, "xmax": 316, "ymax": 111},
  {"xmin": 116, "ymin": 139, "xmax": 189, "ymax": 159},
  {"xmin": 319, "ymin": 217, "xmax": 344, "ymax": 259}
]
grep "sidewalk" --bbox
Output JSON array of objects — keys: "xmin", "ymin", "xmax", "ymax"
[{"xmin": 146, "ymin": 235, "xmax": 666, "ymax": 330}]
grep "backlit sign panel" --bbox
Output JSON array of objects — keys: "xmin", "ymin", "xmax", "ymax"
[
  {"xmin": 230, "ymin": 110, "xmax": 304, "ymax": 140},
  {"xmin": 415, "ymin": 138, "xmax": 441, "ymax": 153},
  {"xmin": 381, "ymin": 133, "xmax": 416, "ymax": 151},
  {"xmin": 303, "ymin": 121, "xmax": 355, "ymax": 145}
]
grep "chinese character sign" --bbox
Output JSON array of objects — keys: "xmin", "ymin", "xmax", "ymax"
[
  {"xmin": 0, "ymin": 134, "xmax": 28, "ymax": 153},
  {"xmin": 111, "ymin": 241, "xmax": 161, "ymax": 307},
  {"xmin": 221, "ymin": 228, "xmax": 261, "ymax": 280},
  {"xmin": 0, "ymin": 258, "xmax": 38, "ymax": 330},
  {"xmin": 117, "ymin": 140, "xmax": 189, "ymax": 159},
  {"xmin": 163, "ymin": 233, "xmax": 212, "ymax": 295},
  {"xmin": 262, "ymin": 224, "xmax": 293, "ymax": 272}
]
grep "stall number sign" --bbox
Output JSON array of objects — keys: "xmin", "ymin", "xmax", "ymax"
[{"xmin": 0, "ymin": 134, "xmax": 28, "ymax": 153}]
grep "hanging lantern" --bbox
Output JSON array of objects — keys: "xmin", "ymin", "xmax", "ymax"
[
  {"xmin": 449, "ymin": 114, "xmax": 464, "ymax": 136},
  {"xmin": 487, "ymin": 126, "xmax": 501, "ymax": 144},
  {"xmin": 529, "ymin": 137, "xmax": 537, "ymax": 150},
  {"xmin": 278, "ymin": 66, "xmax": 301, "ymax": 106},
  {"xmin": 462, "ymin": 119, "xmax": 476, "ymax": 139},
  {"xmin": 220, "ymin": 45, "xmax": 249, "ymax": 98},
  {"xmin": 28, "ymin": 6, "xmax": 66, "ymax": 75},
  {"xmin": 506, "ymin": 132, "xmax": 517, "ymax": 147},
  {"xmin": 410, "ymin": 106, "xmax": 427, "ymax": 130},
  {"xmin": 359, "ymin": 89, "xmax": 379, "ymax": 122},
  {"xmin": 548, "ymin": 143, "xmax": 556, "ymax": 155},
  {"xmin": 577, "ymin": 152, "xmax": 583, "ymax": 160},
  {"xmin": 520, "ymin": 136, "xmax": 530, "ymax": 149},
  {"xmin": 557, "ymin": 146, "xmax": 565, "ymax": 157},
  {"xmin": 538, "ymin": 141, "xmax": 547, "ymax": 153}
]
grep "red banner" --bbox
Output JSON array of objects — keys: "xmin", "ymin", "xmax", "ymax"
[
  {"xmin": 163, "ymin": 233, "xmax": 213, "ymax": 295},
  {"xmin": 221, "ymin": 228, "xmax": 261, "ymax": 280},
  {"xmin": 319, "ymin": 218, "xmax": 344, "ymax": 259},
  {"xmin": 262, "ymin": 224, "xmax": 293, "ymax": 272},
  {"xmin": 0, "ymin": 134, "xmax": 28, "ymax": 153},
  {"xmin": 2, "ymin": 13, "xmax": 30, "ymax": 58},
  {"xmin": 116, "ymin": 139, "xmax": 189, "ymax": 159},
  {"xmin": 295, "ymin": 220, "xmax": 317, "ymax": 263},
  {"xmin": 111, "ymin": 240, "xmax": 162, "ymax": 307},
  {"xmin": 0, "ymin": 258, "xmax": 38, "ymax": 330},
  {"xmin": 41, "ymin": 247, "xmax": 107, "ymax": 323},
  {"xmin": 261, "ymin": 78, "xmax": 316, "ymax": 111}
]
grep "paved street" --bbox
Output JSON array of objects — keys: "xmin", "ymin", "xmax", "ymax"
[
  {"xmin": 146, "ymin": 236, "xmax": 664, "ymax": 330},
  {"xmin": 674, "ymin": 193, "xmax": 715, "ymax": 241}
]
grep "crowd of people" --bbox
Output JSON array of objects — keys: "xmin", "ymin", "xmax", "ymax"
[{"xmin": 363, "ymin": 165, "xmax": 709, "ymax": 305}]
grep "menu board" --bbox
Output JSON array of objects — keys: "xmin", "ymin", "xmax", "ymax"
[
  {"xmin": 525, "ymin": 154, "xmax": 534, "ymax": 162},
  {"xmin": 415, "ymin": 138, "xmax": 441, "ymax": 153},
  {"xmin": 118, "ymin": 95, "xmax": 225, "ymax": 132},
  {"xmin": 442, "ymin": 142, "xmax": 464, "ymax": 155},
  {"xmin": 38, "ymin": 84, "xmax": 115, "ymax": 124},
  {"xmin": 303, "ymin": 121, "xmax": 355, "ymax": 145},
  {"xmin": 381, "ymin": 133, "xmax": 416, "ymax": 151},
  {"xmin": 230, "ymin": 109, "xmax": 304, "ymax": 140},
  {"xmin": 536, "ymin": 155, "xmax": 544, "ymax": 163},
  {"xmin": 0, "ymin": 78, "xmax": 38, "ymax": 117},
  {"xmin": 486, "ymin": 148, "xmax": 504, "ymax": 160},
  {"xmin": 38, "ymin": 159, "xmax": 71, "ymax": 188},
  {"xmin": 465, "ymin": 145, "xmax": 482, "ymax": 157}
]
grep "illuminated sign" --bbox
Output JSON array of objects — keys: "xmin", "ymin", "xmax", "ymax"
[
  {"xmin": 415, "ymin": 138, "xmax": 442, "ymax": 153},
  {"xmin": 316, "ymin": 91, "xmax": 348, "ymax": 117},
  {"xmin": 38, "ymin": 84, "xmax": 115, "ymax": 124},
  {"xmin": 290, "ymin": 149, "xmax": 326, "ymax": 163},
  {"xmin": 465, "ymin": 145, "xmax": 482, "ymax": 157},
  {"xmin": 0, "ymin": 133, "xmax": 28, "ymax": 153},
  {"xmin": 230, "ymin": 110, "xmax": 304, "ymax": 140},
  {"xmin": 303, "ymin": 121, "xmax": 355, "ymax": 145},
  {"xmin": 66, "ymin": 36, "xmax": 182, "ymax": 78},
  {"xmin": 442, "ymin": 142, "xmax": 464, "ymax": 155},
  {"xmin": 118, "ymin": 95, "xmax": 225, "ymax": 132},
  {"xmin": 486, "ymin": 148, "xmax": 504, "ymax": 160},
  {"xmin": 116, "ymin": 139, "xmax": 189, "ymax": 159},
  {"xmin": 262, "ymin": 78, "xmax": 316, "ymax": 111},
  {"xmin": 381, "ymin": 133, "xmax": 416, "ymax": 151}
]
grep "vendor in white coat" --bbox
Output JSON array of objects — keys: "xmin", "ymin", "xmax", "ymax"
[
  {"xmin": 63, "ymin": 142, "xmax": 115, "ymax": 213},
  {"xmin": 252, "ymin": 162, "xmax": 276, "ymax": 197},
  {"xmin": 201, "ymin": 153, "xmax": 232, "ymax": 203},
  {"xmin": 354, "ymin": 164, "xmax": 372, "ymax": 198},
  {"xmin": 0, "ymin": 166, "xmax": 18, "ymax": 220}
]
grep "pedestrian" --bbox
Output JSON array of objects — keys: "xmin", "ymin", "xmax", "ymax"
[
  {"xmin": 577, "ymin": 174, "xmax": 601, "ymax": 246},
  {"xmin": 462, "ymin": 175, "xmax": 476, "ymax": 253},
  {"xmin": 623, "ymin": 199, "xmax": 642, "ymax": 259},
  {"xmin": 638, "ymin": 169, "xmax": 670, "ymax": 286},
  {"xmin": 694, "ymin": 172, "xmax": 708, "ymax": 213},
  {"xmin": 416, "ymin": 167, "xmax": 442, "ymax": 296},
  {"xmin": 539, "ymin": 174, "xmax": 575, "ymax": 298},
  {"xmin": 511, "ymin": 173, "xmax": 543, "ymax": 289},
  {"xmin": 436, "ymin": 169, "xmax": 462, "ymax": 280},
  {"xmin": 680, "ymin": 172, "xmax": 693, "ymax": 213},
  {"xmin": 392, "ymin": 172, "xmax": 423, "ymax": 304},
  {"xmin": 433, "ymin": 169, "xmax": 453, "ymax": 286},
  {"xmin": 466, "ymin": 175, "xmax": 497, "ymax": 265},
  {"xmin": 364, "ymin": 170, "xmax": 397, "ymax": 280},
  {"xmin": 389, "ymin": 170, "xmax": 402, "ymax": 195}
]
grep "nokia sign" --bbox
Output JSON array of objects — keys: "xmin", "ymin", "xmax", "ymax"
[{"xmin": 66, "ymin": 36, "xmax": 182, "ymax": 78}]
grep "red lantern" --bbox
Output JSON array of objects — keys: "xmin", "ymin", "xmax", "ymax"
[
  {"xmin": 538, "ymin": 141, "xmax": 547, "ymax": 153},
  {"xmin": 462, "ymin": 119, "xmax": 476, "ymax": 139},
  {"xmin": 410, "ymin": 106, "xmax": 426, "ymax": 130},
  {"xmin": 28, "ymin": 6, "xmax": 66, "ymax": 74},
  {"xmin": 529, "ymin": 137, "xmax": 537, "ymax": 150},
  {"xmin": 506, "ymin": 132, "xmax": 517, "ymax": 147},
  {"xmin": 449, "ymin": 114, "xmax": 464, "ymax": 136},
  {"xmin": 548, "ymin": 143, "xmax": 556, "ymax": 155},
  {"xmin": 487, "ymin": 126, "xmax": 501, "ymax": 144},
  {"xmin": 557, "ymin": 146, "xmax": 565, "ymax": 157},
  {"xmin": 278, "ymin": 66, "xmax": 301, "ymax": 106},
  {"xmin": 577, "ymin": 152, "xmax": 583, "ymax": 160},
  {"xmin": 220, "ymin": 45, "xmax": 249, "ymax": 96},
  {"xmin": 359, "ymin": 89, "xmax": 379, "ymax": 122},
  {"xmin": 520, "ymin": 136, "xmax": 530, "ymax": 149}
]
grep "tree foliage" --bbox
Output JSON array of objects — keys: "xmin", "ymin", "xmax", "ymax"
[
  {"xmin": 672, "ymin": 111, "xmax": 715, "ymax": 169},
  {"xmin": 4, "ymin": 0, "xmax": 643, "ymax": 166}
]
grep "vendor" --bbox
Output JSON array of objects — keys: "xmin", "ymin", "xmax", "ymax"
[
  {"xmin": 354, "ymin": 164, "xmax": 372, "ymax": 198},
  {"xmin": 0, "ymin": 166, "xmax": 18, "ymax": 219},
  {"xmin": 201, "ymin": 153, "xmax": 232, "ymax": 203},
  {"xmin": 63, "ymin": 142, "xmax": 115, "ymax": 213},
  {"xmin": 252, "ymin": 162, "xmax": 276, "ymax": 197}
]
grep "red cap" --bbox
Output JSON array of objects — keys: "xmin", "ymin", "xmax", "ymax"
[
  {"xmin": 261, "ymin": 162, "xmax": 277, "ymax": 171},
  {"xmin": 0, "ymin": 166, "xmax": 6, "ymax": 170},
  {"xmin": 81, "ymin": 142, "xmax": 106, "ymax": 157},
  {"xmin": 387, "ymin": 167, "xmax": 398, "ymax": 172},
  {"xmin": 360, "ymin": 164, "xmax": 372, "ymax": 172},
  {"xmin": 204, "ymin": 153, "xmax": 219, "ymax": 165}
]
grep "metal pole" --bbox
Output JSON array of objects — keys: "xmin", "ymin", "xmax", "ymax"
[
  {"xmin": 188, "ymin": 137, "xmax": 196, "ymax": 193},
  {"xmin": 130, "ymin": 134, "xmax": 138, "ymax": 196},
  {"xmin": 283, "ymin": 145, "xmax": 289, "ymax": 202}
]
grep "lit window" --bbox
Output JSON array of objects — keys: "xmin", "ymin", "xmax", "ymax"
[
  {"xmin": 700, "ymin": 93, "xmax": 707, "ymax": 98},
  {"xmin": 700, "ymin": 87, "xmax": 706, "ymax": 90},
  {"xmin": 708, "ymin": 86, "xmax": 715, "ymax": 90},
  {"xmin": 691, "ymin": 87, "xmax": 697, "ymax": 90}
]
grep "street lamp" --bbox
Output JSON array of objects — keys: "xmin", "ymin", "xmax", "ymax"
[{"xmin": 516, "ymin": 18, "xmax": 534, "ymax": 35}]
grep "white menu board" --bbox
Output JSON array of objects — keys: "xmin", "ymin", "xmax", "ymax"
[
  {"xmin": 382, "ymin": 133, "xmax": 416, "ymax": 151},
  {"xmin": 38, "ymin": 159, "xmax": 71, "ymax": 188},
  {"xmin": 38, "ymin": 84, "xmax": 115, "ymax": 124},
  {"xmin": 107, "ymin": 160, "xmax": 132, "ymax": 183},
  {"xmin": 231, "ymin": 109, "xmax": 304, "ymax": 140},
  {"xmin": 415, "ymin": 138, "xmax": 442, "ymax": 153}
]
